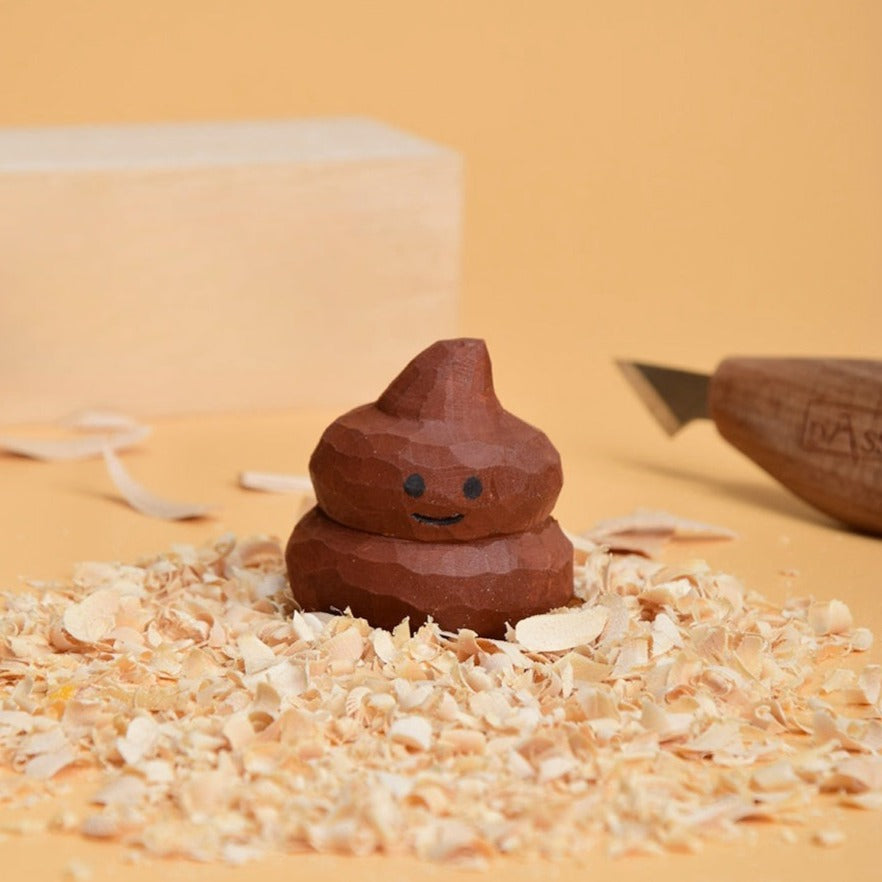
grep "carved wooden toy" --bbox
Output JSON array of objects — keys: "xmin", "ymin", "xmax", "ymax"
[{"xmin": 286, "ymin": 338, "xmax": 573, "ymax": 636}]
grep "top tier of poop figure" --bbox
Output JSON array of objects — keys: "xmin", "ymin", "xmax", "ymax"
[{"xmin": 286, "ymin": 338, "xmax": 574, "ymax": 637}]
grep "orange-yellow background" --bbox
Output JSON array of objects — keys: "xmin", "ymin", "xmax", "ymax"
[
  {"xmin": 3, "ymin": 1, "xmax": 880, "ymax": 386},
  {"xmin": 1, "ymin": 3, "xmax": 881, "ymax": 881}
]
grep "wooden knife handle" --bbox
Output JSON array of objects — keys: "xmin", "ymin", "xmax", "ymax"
[{"xmin": 708, "ymin": 358, "xmax": 882, "ymax": 535}]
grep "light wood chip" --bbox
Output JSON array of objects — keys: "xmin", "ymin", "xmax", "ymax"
[
  {"xmin": 0, "ymin": 531, "xmax": 879, "ymax": 865},
  {"xmin": 515, "ymin": 607, "xmax": 609, "ymax": 652},
  {"xmin": 103, "ymin": 446, "xmax": 215, "ymax": 520},
  {"xmin": 0, "ymin": 425, "xmax": 151, "ymax": 461},
  {"xmin": 238, "ymin": 472, "xmax": 314, "ymax": 494}
]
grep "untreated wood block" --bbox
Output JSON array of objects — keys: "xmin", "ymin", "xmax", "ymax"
[{"xmin": 0, "ymin": 118, "xmax": 461, "ymax": 423}]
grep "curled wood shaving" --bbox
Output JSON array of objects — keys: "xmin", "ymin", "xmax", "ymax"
[
  {"xmin": 389, "ymin": 716, "xmax": 433, "ymax": 751},
  {"xmin": 102, "ymin": 447, "xmax": 215, "ymax": 520},
  {"xmin": 588, "ymin": 508, "xmax": 738, "ymax": 540},
  {"xmin": 236, "ymin": 633, "xmax": 277, "ymax": 675},
  {"xmin": 0, "ymin": 425, "xmax": 151, "ymax": 462},
  {"xmin": 583, "ymin": 509, "xmax": 737, "ymax": 556},
  {"xmin": 25, "ymin": 746, "xmax": 76, "ymax": 780},
  {"xmin": 0, "ymin": 535, "xmax": 879, "ymax": 866},
  {"xmin": 117, "ymin": 717, "xmax": 160, "ymax": 766},
  {"xmin": 809, "ymin": 600, "xmax": 854, "ymax": 636},
  {"xmin": 62, "ymin": 589, "xmax": 121, "ymax": 643},
  {"xmin": 60, "ymin": 409, "xmax": 140, "ymax": 433},
  {"xmin": 515, "ymin": 607, "xmax": 608, "ymax": 652}
]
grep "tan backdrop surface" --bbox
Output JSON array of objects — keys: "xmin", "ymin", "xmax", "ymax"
[{"xmin": 1, "ymin": 2, "xmax": 880, "ymax": 880}]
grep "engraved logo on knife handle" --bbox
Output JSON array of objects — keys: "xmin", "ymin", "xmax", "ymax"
[{"xmin": 800, "ymin": 400, "xmax": 882, "ymax": 462}]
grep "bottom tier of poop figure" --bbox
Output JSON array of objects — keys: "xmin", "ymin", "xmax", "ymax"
[{"xmin": 286, "ymin": 338, "xmax": 574, "ymax": 637}]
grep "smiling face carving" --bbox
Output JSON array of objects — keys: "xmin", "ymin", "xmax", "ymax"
[
  {"xmin": 289, "ymin": 338, "xmax": 574, "ymax": 636},
  {"xmin": 308, "ymin": 339, "xmax": 563, "ymax": 542}
]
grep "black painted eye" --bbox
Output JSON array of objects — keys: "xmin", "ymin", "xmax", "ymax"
[
  {"xmin": 463, "ymin": 476, "xmax": 483, "ymax": 499},
  {"xmin": 403, "ymin": 473, "xmax": 425, "ymax": 498}
]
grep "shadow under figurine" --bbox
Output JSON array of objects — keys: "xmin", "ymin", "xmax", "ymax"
[{"xmin": 286, "ymin": 338, "xmax": 573, "ymax": 637}]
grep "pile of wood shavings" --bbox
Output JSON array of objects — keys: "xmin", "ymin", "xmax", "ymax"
[{"xmin": 1, "ymin": 536, "xmax": 880, "ymax": 866}]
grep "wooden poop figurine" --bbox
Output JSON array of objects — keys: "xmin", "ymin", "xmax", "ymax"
[{"xmin": 286, "ymin": 338, "xmax": 573, "ymax": 637}]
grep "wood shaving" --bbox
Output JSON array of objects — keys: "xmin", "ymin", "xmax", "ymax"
[
  {"xmin": 389, "ymin": 716, "xmax": 433, "ymax": 751},
  {"xmin": 63, "ymin": 859, "xmax": 94, "ymax": 882},
  {"xmin": 515, "ymin": 607, "xmax": 608, "ymax": 652},
  {"xmin": 0, "ymin": 534, "xmax": 879, "ymax": 866},
  {"xmin": 238, "ymin": 472, "xmax": 314, "ymax": 494},
  {"xmin": 60, "ymin": 409, "xmax": 141, "ymax": 433},
  {"xmin": 812, "ymin": 828, "xmax": 846, "ymax": 847},
  {"xmin": 0, "ymin": 425, "xmax": 151, "ymax": 461},
  {"xmin": 809, "ymin": 600, "xmax": 854, "ymax": 636},
  {"xmin": 117, "ymin": 717, "xmax": 160, "ymax": 766},
  {"xmin": 102, "ymin": 447, "xmax": 215, "ymax": 520},
  {"xmin": 583, "ymin": 508, "xmax": 737, "ymax": 556},
  {"xmin": 62, "ymin": 589, "xmax": 121, "ymax": 643}
]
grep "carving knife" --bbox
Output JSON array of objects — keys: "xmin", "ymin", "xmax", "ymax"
[{"xmin": 616, "ymin": 358, "xmax": 882, "ymax": 535}]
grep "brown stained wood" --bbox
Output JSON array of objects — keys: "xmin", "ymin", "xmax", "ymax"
[
  {"xmin": 286, "ymin": 338, "xmax": 574, "ymax": 634},
  {"xmin": 287, "ymin": 508, "xmax": 573, "ymax": 637},
  {"xmin": 310, "ymin": 340, "xmax": 563, "ymax": 541},
  {"xmin": 709, "ymin": 358, "xmax": 882, "ymax": 535}
]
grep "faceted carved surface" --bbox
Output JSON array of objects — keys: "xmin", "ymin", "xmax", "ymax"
[
  {"xmin": 310, "ymin": 409, "xmax": 563, "ymax": 542},
  {"xmin": 310, "ymin": 339, "xmax": 563, "ymax": 541},
  {"xmin": 286, "ymin": 337, "xmax": 574, "ymax": 635},
  {"xmin": 286, "ymin": 507, "xmax": 574, "ymax": 637}
]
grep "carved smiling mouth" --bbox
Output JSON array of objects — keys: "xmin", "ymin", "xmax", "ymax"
[{"xmin": 412, "ymin": 513, "xmax": 465, "ymax": 527}]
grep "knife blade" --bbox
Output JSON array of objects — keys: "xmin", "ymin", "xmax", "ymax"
[
  {"xmin": 617, "ymin": 357, "xmax": 882, "ymax": 535},
  {"xmin": 615, "ymin": 361, "xmax": 711, "ymax": 435}
]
